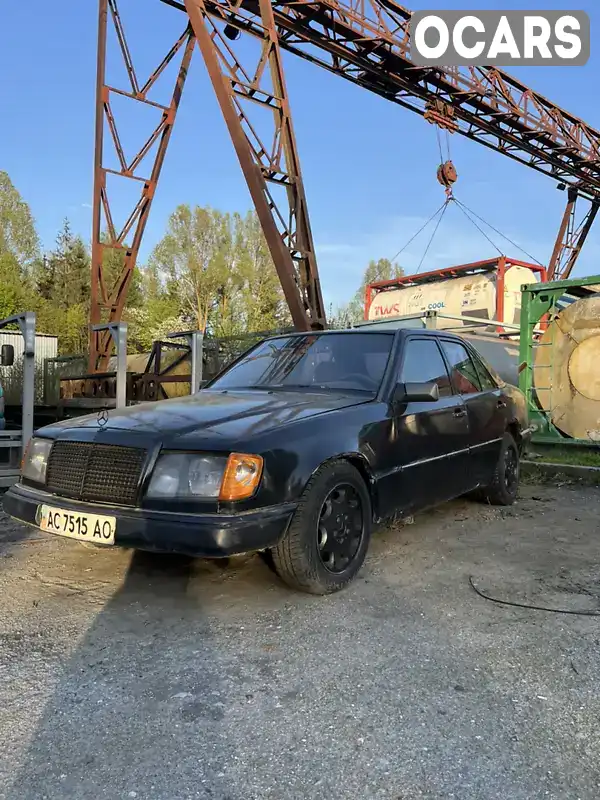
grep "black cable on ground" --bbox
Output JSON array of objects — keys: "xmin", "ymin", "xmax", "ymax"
[{"xmin": 469, "ymin": 575, "xmax": 600, "ymax": 617}]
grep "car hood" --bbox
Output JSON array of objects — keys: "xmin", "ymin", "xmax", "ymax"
[{"xmin": 42, "ymin": 390, "xmax": 371, "ymax": 447}]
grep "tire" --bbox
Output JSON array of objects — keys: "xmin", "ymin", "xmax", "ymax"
[
  {"xmin": 481, "ymin": 432, "xmax": 520, "ymax": 506},
  {"xmin": 270, "ymin": 460, "xmax": 372, "ymax": 595}
]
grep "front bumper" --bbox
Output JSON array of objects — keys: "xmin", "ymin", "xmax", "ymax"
[{"xmin": 3, "ymin": 483, "xmax": 296, "ymax": 558}]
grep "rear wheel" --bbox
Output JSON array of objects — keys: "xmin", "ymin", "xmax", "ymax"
[
  {"xmin": 270, "ymin": 460, "xmax": 372, "ymax": 595},
  {"xmin": 481, "ymin": 432, "xmax": 520, "ymax": 506}
]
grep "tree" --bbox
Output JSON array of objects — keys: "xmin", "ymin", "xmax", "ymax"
[
  {"xmin": 336, "ymin": 257, "xmax": 404, "ymax": 325},
  {"xmin": 0, "ymin": 253, "xmax": 25, "ymax": 320},
  {"xmin": 151, "ymin": 205, "xmax": 233, "ymax": 333},
  {"xmin": 0, "ymin": 174, "xmax": 41, "ymax": 324},
  {"xmin": 100, "ymin": 234, "xmax": 143, "ymax": 312},
  {"xmin": 327, "ymin": 303, "xmax": 357, "ymax": 330},
  {"xmin": 125, "ymin": 263, "xmax": 184, "ymax": 351},
  {"xmin": 0, "ymin": 171, "xmax": 40, "ymax": 269},
  {"xmin": 35, "ymin": 219, "xmax": 90, "ymax": 307},
  {"xmin": 359, "ymin": 257, "xmax": 404, "ymax": 288},
  {"xmin": 150, "ymin": 205, "xmax": 293, "ymax": 338},
  {"xmin": 227, "ymin": 211, "xmax": 290, "ymax": 335},
  {"xmin": 29, "ymin": 220, "xmax": 92, "ymax": 352}
]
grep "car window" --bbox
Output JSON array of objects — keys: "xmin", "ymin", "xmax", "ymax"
[
  {"xmin": 440, "ymin": 340, "xmax": 482, "ymax": 395},
  {"xmin": 399, "ymin": 339, "xmax": 452, "ymax": 398},
  {"xmin": 469, "ymin": 350, "xmax": 498, "ymax": 391},
  {"xmin": 208, "ymin": 333, "xmax": 394, "ymax": 393}
]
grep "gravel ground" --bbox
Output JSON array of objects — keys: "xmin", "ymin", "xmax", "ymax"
[{"xmin": 1, "ymin": 484, "xmax": 600, "ymax": 800}]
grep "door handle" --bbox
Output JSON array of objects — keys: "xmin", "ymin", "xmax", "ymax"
[{"xmin": 453, "ymin": 407, "xmax": 467, "ymax": 418}]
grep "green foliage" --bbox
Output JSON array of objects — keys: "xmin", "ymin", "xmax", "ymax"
[
  {"xmin": 35, "ymin": 219, "xmax": 90, "ymax": 307},
  {"xmin": 335, "ymin": 258, "xmax": 404, "ymax": 326},
  {"xmin": 0, "ymin": 171, "xmax": 40, "ymax": 268},
  {"xmin": 30, "ymin": 219, "xmax": 92, "ymax": 352},
  {"xmin": 100, "ymin": 234, "xmax": 144, "ymax": 311},
  {"xmin": 0, "ymin": 172, "xmax": 405, "ymax": 362},
  {"xmin": 125, "ymin": 263, "xmax": 184, "ymax": 351},
  {"xmin": 149, "ymin": 204, "xmax": 289, "ymax": 339},
  {"xmin": 0, "ymin": 175, "xmax": 40, "ymax": 325}
]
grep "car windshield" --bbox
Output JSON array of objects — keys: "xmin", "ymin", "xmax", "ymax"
[{"xmin": 208, "ymin": 333, "xmax": 394, "ymax": 394}]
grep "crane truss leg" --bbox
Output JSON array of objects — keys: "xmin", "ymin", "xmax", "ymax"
[
  {"xmin": 548, "ymin": 188, "xmax": 600, "ymax": 282},
  {"xmin": 183, "ymin": 0, "xmax": 326, "ymax": 331},
  {"xmin": 90, "ymin": 0, "xmax": 195, "ymax": 371}
]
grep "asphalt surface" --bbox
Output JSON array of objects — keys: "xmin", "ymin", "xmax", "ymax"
[{"xmin": 1, "ymin": 484, "xmax": 600, "ymax": 800}]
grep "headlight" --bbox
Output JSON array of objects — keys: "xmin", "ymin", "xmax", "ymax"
[
  {"xmin": 21, "ymin": 438, "xmax": 53, "ymax": 485},
  {"xmin": 146, "ymin": 452, "xmax": 263, "ymax": 501}
]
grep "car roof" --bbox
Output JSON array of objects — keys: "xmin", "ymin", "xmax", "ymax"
[{"xmin": 262, "ymin": 327, "xmax": 464, "ymax": 340}]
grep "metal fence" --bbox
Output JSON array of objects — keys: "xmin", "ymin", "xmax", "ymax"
[{"xmin": 44, "ymin": 355, "xmax": 88, "ymax": 406}]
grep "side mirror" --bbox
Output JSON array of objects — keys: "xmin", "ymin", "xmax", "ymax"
[
  {"xmin": 393, "ymin": 381, "xmax": 440, "ymax": 404},
  {"xmin": 0, "ymin": 344, "xmax": 14, "ymax": 367}
]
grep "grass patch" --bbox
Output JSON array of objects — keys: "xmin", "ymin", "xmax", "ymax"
[{"xmin": 525, "ymin": 447, "xmax": 600, "ymax": 468}]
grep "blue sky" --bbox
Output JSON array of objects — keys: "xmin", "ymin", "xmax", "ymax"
[{"xmin": 1, "ymin": 0, "xmax": 599, "ymax": 309}]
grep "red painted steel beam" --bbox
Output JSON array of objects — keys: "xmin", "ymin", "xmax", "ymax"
[
  {"xmin": 160, "ymin": 0, "xmax": 600, "ymax": 200},
  {"xmin": 90, "ymin": 0, "xmax": 194, "ymax": 371},
  {"xmin": 548, "ymin": 189, "xmax": 600, "ymax": 281},
  {"xmin": 183, "ymin": 0, "xmax": 325, "ymax": 331},
  {"xmin": 92, "ymin": 0, "xmax": 600, "ymax": 367}
]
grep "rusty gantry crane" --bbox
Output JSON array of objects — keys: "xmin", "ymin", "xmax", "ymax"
[{"xmin": 90, "ymin": 0, "xmax": 600, "ymax": 370}]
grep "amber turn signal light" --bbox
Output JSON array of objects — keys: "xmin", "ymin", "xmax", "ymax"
[{"xmin": 219, "ymin": 453, "xmax": 263, "ymax": 501}]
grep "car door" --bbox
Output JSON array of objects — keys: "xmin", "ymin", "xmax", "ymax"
[
  {"xmin": 438, "ymin": 338, "xmax": 507, "ymax": 487},
  {"xmin": 377, "ymin": 336, "xmax": 472, "ymax": 516}
]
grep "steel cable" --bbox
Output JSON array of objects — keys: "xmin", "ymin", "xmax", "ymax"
[
  {"xmin": 454, "ymin": 197, "xmax": 545, "ymax": 266},
  {"xmin": 388, "ymin": 200, "xmax": 448, "ymax": 264},
  {"xmin": 416, "ymin": 199, "xmax": 450, "ymax": 273}
]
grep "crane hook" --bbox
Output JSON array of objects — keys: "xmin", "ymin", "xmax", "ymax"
[{"xmin": 437, "ymin": 160, "xmax": 458, "ymax": 198}]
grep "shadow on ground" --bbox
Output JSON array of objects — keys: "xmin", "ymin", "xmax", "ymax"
[
  {"xmin": 2, "ymin": 485, "xmax": 600, "ymax": 800},
  {"xmin": 4, "ymin": 550, "xmax": 248, "ymax": 800}
]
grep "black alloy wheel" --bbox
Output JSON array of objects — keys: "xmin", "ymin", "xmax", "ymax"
[
  {"xmin": 482, "ymin": 432, "xmax": 520, "ymax": 506},
  {"xmin": 504, "ymin": 442, "xmax": 519, "ymax": 495},
  {"xmin": 316, "ymin": 484, "xmax": 364, "ymax": 573},
  {"xmin": 271, "ymin": 460, "xmax": 372, "ymax": 594}
]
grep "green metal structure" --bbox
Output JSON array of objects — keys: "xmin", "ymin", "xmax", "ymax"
[{"xmin": 519, "ymin": 274, "xmax": 600, "ymax": 446}]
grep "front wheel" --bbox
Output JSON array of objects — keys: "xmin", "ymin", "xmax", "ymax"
[
  {"xmin": 270, "ymin": 460, "xmax": 372, "ymax": 595},
  {"xmin": 481, "ymin": 432, "xmax": 520, "ymax": 506}
]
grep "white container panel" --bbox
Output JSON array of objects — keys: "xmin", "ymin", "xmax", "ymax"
[{"xmin": 0, "ymin": 332, "xmax": 58, "ymax": 406}]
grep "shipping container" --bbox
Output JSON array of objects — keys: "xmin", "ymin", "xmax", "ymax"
[{"xmin": 364, "ymin": 257, "xmax": 547, "ymax": 330}]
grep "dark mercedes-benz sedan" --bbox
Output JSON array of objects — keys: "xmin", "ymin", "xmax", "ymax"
[{"xmin": 4, "ymin": 329, "xmax": 529, "ymax": 594}]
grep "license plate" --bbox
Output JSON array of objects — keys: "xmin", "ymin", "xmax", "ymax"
[{"xmin": 38, "ymin": 505, "xmax": 116, "ymax": 545}]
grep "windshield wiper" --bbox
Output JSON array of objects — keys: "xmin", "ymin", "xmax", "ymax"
[
  {"xmin": 263, "ymin": 383, "xmax": 375, "ymax": 393},
  {"xmin": 261, "ymin": 383, "xmax": 327, "ymax": 390}
]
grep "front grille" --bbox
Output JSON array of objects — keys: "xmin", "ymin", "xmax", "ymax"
[{"xmin": 45, "ymin": 441, "xmax": 147, "ymax": 506}]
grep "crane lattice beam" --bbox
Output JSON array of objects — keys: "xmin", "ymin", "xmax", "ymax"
[
  {"xmin": 164, "ymin": 0, "xmax": 600, "ymax": 199},
  {"xmin": 91, "ymin": 0, "xmax": 600, "ymax": 368},
  {"xmin": 91, "ymin": 0, "xmax": 194, "ymax": 370},
  {"xmin": 548, "ymin": 188, "xmax": 600, "ymax": 281}
]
